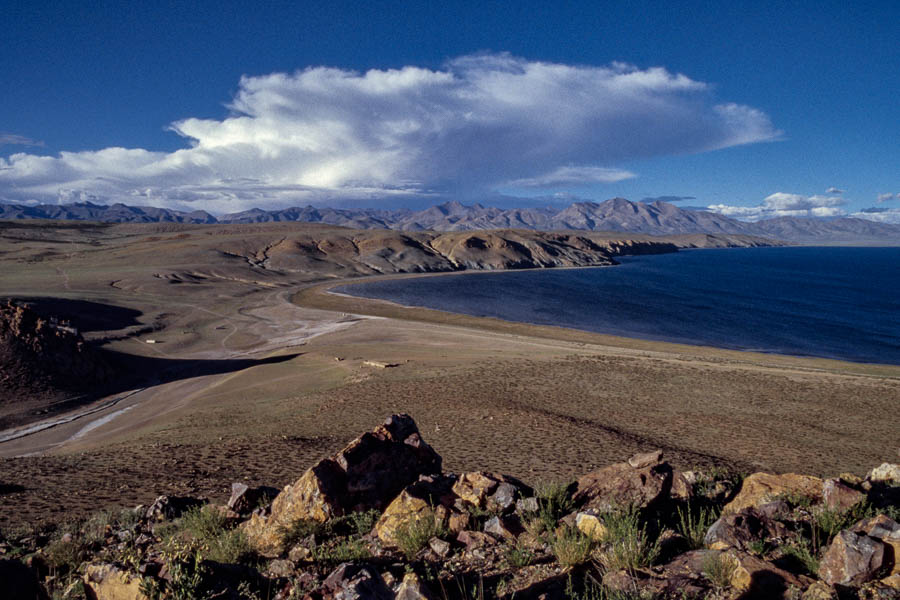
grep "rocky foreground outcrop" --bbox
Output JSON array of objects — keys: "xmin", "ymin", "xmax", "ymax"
[{"xmin": 2, "ymin": 415, "xmax": 899, "ymax": 600}]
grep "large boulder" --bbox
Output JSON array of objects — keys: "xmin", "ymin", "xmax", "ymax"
[
  {"xmin": 83, "ymin": 563, "xmax": 149, "ymax": 600},
  {"xmin": 244, "ymin": 414, "xmax": 441, "ymax": 556},
  {"xmin": 723, "ymin": 472, "xmax": 823, "ymax": 514},
  {"xmin": 820, "ymin": 530, "xmax": 887, "ymax": 587},
  {"xmin": 573, "ymin": 450, "xmax": 673, "ymax": 511},
  {"xmin": 851, "ymin": 515, "xmax": 900, "ymax": 577}
]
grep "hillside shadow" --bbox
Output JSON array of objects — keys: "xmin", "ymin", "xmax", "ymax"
[{"xmin": 12, "ymin": 297, "xmax": 143, "ymax": 332}]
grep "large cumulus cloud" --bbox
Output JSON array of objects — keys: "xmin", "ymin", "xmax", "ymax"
[
  {"xmin": 708, "ymin": 192, "xmax": 846, "ymax": 221},
  {"xmin": 0, "ymin": 53, "xmax": 780, "ymax": 212}
]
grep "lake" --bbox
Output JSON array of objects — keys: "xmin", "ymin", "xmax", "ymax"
[{"xmin": 336, "ymin": 246, "xmax": 900, "ymax": 365}]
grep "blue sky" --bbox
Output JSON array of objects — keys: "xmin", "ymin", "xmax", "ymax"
[{"xmin": 1, "ymin": 0, "xmax": 898, "ymax": 220}]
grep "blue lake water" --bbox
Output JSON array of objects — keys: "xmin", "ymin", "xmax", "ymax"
[{"xmin": 336, "ymin": 246, "xmax": 900, "ymax": 365}]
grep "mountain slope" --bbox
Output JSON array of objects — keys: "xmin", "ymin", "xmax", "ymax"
[{"xmin": 4, "ymin": 198, "xmax": 899, "ymax": 243}]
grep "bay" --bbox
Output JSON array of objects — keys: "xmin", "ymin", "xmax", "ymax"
[{"xmin": 336, "ymin": 246, "xmax": 900, "ymax": 365}]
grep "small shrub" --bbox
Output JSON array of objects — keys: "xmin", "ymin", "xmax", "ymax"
[
  {"xmin": 395, "ymin": 509, "xmax": 446, "ymax": 559},
  {"xmin": 551, "ymin": 525, "xmax": 594, "ymax": 568},
  {"xmin": 179, "ymin": 505, "xmax": 254, "ymax": 564},
  {"xmin": 676, "ymin": 504, "xmax": 718, "ymax": 550},
  {"xmin": 207, "ymin": 528, "xmax": 254, "ymax": 564},
  {"xmin": 347, "ymin": 509, "xmax": 380, "ymax": 537},
  {"xmin": 600, "ymin": 505, "xmax": 660, "ymax": 571},
  {"xmin": 312, "ymin": 538, "xmax": 371, "ymax": 562},
  {"xmin": 702, "ymin": 552, "xmax": 736, "ymax": 592},
  {"xmin": 181, "ymin": 505, "xmax": 227, "ymax": 542},
  {"xmin": 747, "ymin": 539, "xmax": 769, "ymax": 557},
  {"xmin": 278, "ymin": 518, "xmax": 327, "ymax": 549},
  {"xmin": 45, "ymin": 538, "xmax": 85, "ymax": 573},
  {"xmin": 780, "ymin": 542, "xmax": 819, "ymax": 576},
  {"xmin": 535, "ymin": 482, "xmax": 575, "ymax": 532},
  {"xmin": 505, "ymin": 541, "xmax": 535, "ymax": 568}
]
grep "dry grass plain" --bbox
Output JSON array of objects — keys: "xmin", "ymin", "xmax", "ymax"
[{"xmin": 0, "ymin": 220, "xmax": 898, "ymax": 529}]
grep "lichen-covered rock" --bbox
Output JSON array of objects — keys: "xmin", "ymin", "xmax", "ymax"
[
  {"xmin": 451, "ymin": 472, "xmax": 530, "ymax": 513},
  {"xmin": 244, "ymin": 414, "xmax": 441, "ymax": 556},
  {"xmin": 868, "ymin": 464, "xmax": 900, "ymax": 486},
  {"xmin": 820, "ymin": 530, "xmax": 886, "ymax": 587},
  {"xmin": 83, "ymin": 564, "xmax": 149, "ymax": 600},
  {"xmin": 574, "ymin": 511, "xmax": 608, "ymax": 541},
  {"xmin": 724, "ymin": 550, "xmax": 811, "ymax": 596},
  {"xmin": 395, "ymin": 572, "xmax": 435, "ymax": 600},
  {"xmin": 573, "ymin": 450, "xmax": 673, "ymax": 511},
  {"xmin": 802, "ymin": 581, "xmax": 839, "ymax": 600},
  {"xmin": 723, "ymin": 472, "xmax": 823, "ymax": 514},
  {"xmin": 374, "ymin": 475, "xmax": 455, "ymax": 548}
]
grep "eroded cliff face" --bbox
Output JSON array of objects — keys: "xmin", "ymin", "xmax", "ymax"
[
  {"xmin": 213, "ymin": 228, "xmax": 762, "ymax": 277},
  {"xmin": 0, "ymin": 301, "xmax": 114, "ymax": 406}
]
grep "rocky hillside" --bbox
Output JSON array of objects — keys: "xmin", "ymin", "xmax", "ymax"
[
  {"xmin": 5, "ymin": 198, "xmax": 900, "ymax": 243},
  {"xmin": 2, "ymin": 415, "xmax": 898, "ymax": 600},
  {"xmin": 0, "ymin": 301, "xmax": 114, "ymax": 410}
]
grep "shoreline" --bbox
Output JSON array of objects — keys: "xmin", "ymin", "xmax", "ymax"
[{"xmin": 293, "ymin": 267, "xmax": 900, "ymax": 379}]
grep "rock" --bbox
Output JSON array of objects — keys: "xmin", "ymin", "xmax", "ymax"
[
  {"xmin": 395, "ymin": 572, "xmax": 434, "ymax": 600},
  {"xmin": 374, "ymin": 475, "xmax": 455, "ymax": 548},
  {"xmin": 704, "ymin": 507, "xmax": 785, "ymax": 551},
  {"xmin": 881, "ymin": 574, "xmax": 900, "ymax": 590},
  {"xmin": 288, "ymin": 544, "xmax": 311, "ymax": 562},
  {"xmin": 323, "ymin": 562, "xmax": 392, "ymax": 600},
  {"xmin": 456, "ymin": 530, "xmax": 496, "ymax": 550},
  {"xmin": 850, "ymin": 515, "xmax": 900, "ymax": 576},
  {"xmin": 448, "ymin": 511, "xmax": 470, "ymax": 534},
  {"xmin": 227, "ymin": 483, "xmax": 279, "ymax": 514},
  {"xmin": 83, "ymin": 563, "xmax": 149, "ymax": 600},
  {"xmin": 267, "ymin": 559, "xmax": 295, "ymax": 578},
  {"xmin": 823, "ymin": 478, "xmax": 866, "ymax": 511},
  {"xmin": 723, "ymin": 472, "xmax": 823, "ymax": 514},
  {"xmin": 516, "ymin": 497, "xmax": 539, "ymax": 514},
  {"xmin": 483, "ymin": 515, "xmax": 523, "ymax": 541},
  {"xmin": 244, "ymin": 414, "xmax": 442, "ymax": 556},
  {"xmin": 574, "ymin": 511, "xmax": 608, "ymax": 541},
  {"xmin": 820, "ymin": 530, "xmax": 886, "ymax": 586},
  {"xmin": 144, "ymin": 495, "xmax": 202, "ymax": 521},
  {"xmin": 860, "ymin": 580, "xmax": 900, "ymax": 599},
  {"xmin": 725, "ymin": 550, "xmax": 811, "ymax": 596},
  {"xmin": 670, "ymin": 470, "xmax": 693, "ymax": 502},
  {"xmin": 573, "ymin": 455, "xmax": 673, "ymax": 511},
  {"xmin": 0, "ymin": 559, "xmax": 48, "ymax": 600},
  {"xmin": 802, "ymin": 581, "xmax": 839, "ymax": 600},
  {"xmin": 428, "ymin": 537, "xmax": 451, "ymax": 558},
  {"xmin": 869, "ymin": 464, "xmax": 900, "ymax": 485},
  {"xmin": 451, "ymin": 472, "xmax": 530, "ymax": 513},
  {"xmin": 627, "ymin": 449, "xmax": 663, "ymax": 469}
]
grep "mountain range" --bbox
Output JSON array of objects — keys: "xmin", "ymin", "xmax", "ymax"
[{"xmin": 2, "ymin": 198, "xmax": 899, "ymax": 244}]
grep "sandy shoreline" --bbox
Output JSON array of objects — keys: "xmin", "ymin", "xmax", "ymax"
[{"xmin": 294, "ymin": 270, "xmax": 900, "ymax": 380}]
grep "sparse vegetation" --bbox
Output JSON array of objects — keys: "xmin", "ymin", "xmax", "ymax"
[
  {"xmin": 675, "ymin": 503, "xmax": 718, "ymax": 550},
  {"xmin": 551, "ymin": 524, "xmax": 595, "ymax": 567},
  {"xmin": 179, "ymin": 505, "xmax": 254, "ymax": 564},
  {"xmin": 779, "ymin": 540, "xmax": 819, "ymax": 576},
  {"xmin": 598, "ymin": 505, "xmax": 661, "ymax": 572},
  {"xmin": 395, "ymin": 509, "xmax": 447, "ymax": 559},
  {"xmin": 504, "ymin": 540, "xmax": 536, "ymax": 567},
  {"xmin": 701, "ymin": 551, "xmax": 736, "ymax": 593},
  {"xmin": 534, "ymin": 481, "xmax": 575, "ymax": 532}
]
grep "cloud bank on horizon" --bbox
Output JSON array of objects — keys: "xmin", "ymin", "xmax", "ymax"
[{"xmin": 0, "ymin": 53, "xmax": 780, "ymax": 213}]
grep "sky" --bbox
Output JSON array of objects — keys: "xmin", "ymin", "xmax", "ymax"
[{"xmin": 1, "ymin": 0, "xmax": 898, "ymax": 221}]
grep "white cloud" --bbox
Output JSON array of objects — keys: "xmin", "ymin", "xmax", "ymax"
[
  {"xmin": 0, "ymin": 53, "xmax": 780, "ymax": 212},
  {"xmin": 708, "ymin": 192, "xmax": 846, "ymax": 221},
  {"xmin": 506, "ymin": 166, "xmax": 635, "ymax": 187},
  {"xmin": 852, "ymin": 207, "xmax": 900, "ymax": 224},
  {"xmin": 0, "ymin": 133, "xmax": 44, "ymax": 147},
  {"xmin": 876, "ymin": 193, "xmax": 898, "ymax": 203},
  {"xmin": 826, "ymin": 187, "xmax": 844, "ymax": 194}
]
